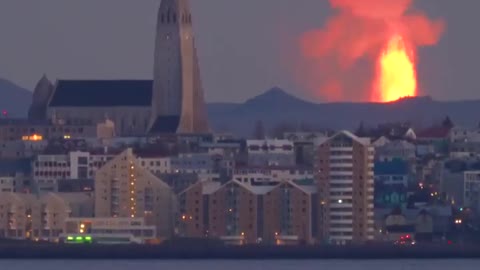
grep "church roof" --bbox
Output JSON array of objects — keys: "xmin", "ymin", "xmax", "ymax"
[
  {"xmin": 49, "ymin": 80, "xmax": 153, "ymax": 107},
  {"xmin": 149, "ymin": 116, "xmax": 180, "ymax": 134}
]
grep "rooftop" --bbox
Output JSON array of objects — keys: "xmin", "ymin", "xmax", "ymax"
[{"xmin": 49, "ymin": 80, "xmax": 153, "ymax": 107}]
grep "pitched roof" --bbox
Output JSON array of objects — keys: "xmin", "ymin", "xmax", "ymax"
[
  {"xmin": 49, "ymin": 80, "xmax": 153, "ymax": 107},
  {"xmin": 417, "ymin": 126, "xmax": 451, "ymax": 139},
  {"xmin": 149, "ymin": 115, "xmax": 180, "ymax": 134},
  {"xmin": 315, "ymin": 130, "xmax": 370, "ymax": 146}
]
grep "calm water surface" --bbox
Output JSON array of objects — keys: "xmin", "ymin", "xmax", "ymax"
[{"xmin": 0, "ymin": 259, "xmax": 478, "ymax": 270}]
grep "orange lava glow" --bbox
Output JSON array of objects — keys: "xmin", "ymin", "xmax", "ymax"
[
  {"xmin": 375, "ymin": 35, "xmax": 417, "ymax": 102},
  {"xmin": 298, "ymin": 0, "xmax": 445, "ymax": 103}
]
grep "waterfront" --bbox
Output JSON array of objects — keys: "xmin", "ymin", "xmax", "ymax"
[{"xmin": 0, "ymin": 260, "xmax": 479, "ymax": 270}]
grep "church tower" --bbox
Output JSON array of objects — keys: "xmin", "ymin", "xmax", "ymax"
[{"xmin": 150, "ymin": 0, "xmax": 209, "ymax": 134}]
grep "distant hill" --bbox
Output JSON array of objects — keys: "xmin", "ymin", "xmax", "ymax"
[
  {"xmin": 1, "ymin": 78, "xmax": 479, "ymax": 136},
  {"xmin": 207, "ymin": 87, "xmax": 480, "ymax": 136},
  {"xmin": 0, "ymin": 79, "xmax": 32, "ymax": 117}
]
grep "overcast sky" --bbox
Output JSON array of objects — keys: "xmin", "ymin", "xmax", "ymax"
[{"xmin": 0, "ymin": 0, "xmax": 479, "ymax": 103}]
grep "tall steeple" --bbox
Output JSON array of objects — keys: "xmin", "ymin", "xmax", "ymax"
[
  {"xmin": 150, "ymin": 0, "xmax": 209, "ymax": 134},
  {"xmin": 28, "ymin": 74, "xmax": 54, "ymax": 121}
]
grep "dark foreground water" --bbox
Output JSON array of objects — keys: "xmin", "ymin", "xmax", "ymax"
[{"xmin": 0, "ymin": 260, "xmax": 478, "ymax": 270}]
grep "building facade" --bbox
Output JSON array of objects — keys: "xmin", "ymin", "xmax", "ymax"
[
  {"xmin": 246, "ymin": 139, "xmax": 295, "ymax": 167},
  {"xmin": 0, "ymin": 192, "xmax": 93, "ymax": 241},
  {"xmin": 464, "ymin": 171, "xmax": 480, "ymax": 211},
  {"xmin": 315, "ymin": 131, "xmax": 375, "ymax": 244},
  {"xmin": 94, "ymin": 148, "xmax": 176, "ymax": 239}
]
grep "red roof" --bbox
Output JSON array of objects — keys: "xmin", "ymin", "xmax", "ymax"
[{"xmin": 417, "ymin": 126, "xmax": 451, "ymax": 139}]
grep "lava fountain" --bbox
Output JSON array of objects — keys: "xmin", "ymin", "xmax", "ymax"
[
  {"xmin": 374, "ymin": 35, "xmax": 417, "ymax": 102},
  {"xmin": 299, "ymin": 0, "xmax": 444, "ymax": 103}
]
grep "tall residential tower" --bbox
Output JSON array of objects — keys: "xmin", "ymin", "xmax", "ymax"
[
  {"xmin": 150, "ymin": 0, "xmax": 209, "ymax": 134},
  {"xmin": 315, "ymin": 131, "xmax": 375, "ymax": 244}
]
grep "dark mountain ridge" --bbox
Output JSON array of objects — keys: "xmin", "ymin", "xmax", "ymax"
[
  {"xmin": 0, "ymin": 79, "xmax": 32, "ymax": 117},
  {"xmin": 1, "ymin": 78, "xmax": 478, "ymax": 136},
  {"xmin": 207, "ymin": 88, "xmax": 480, "ymax": 136}
]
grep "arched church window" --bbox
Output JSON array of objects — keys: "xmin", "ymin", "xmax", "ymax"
[
  {"xmin": 161, "ymin": 14, "xmax": 165, "ymax": 23},
  {"xmin": 188, "ymin": 14, "xmax": 192, "ymax": 23},
  {"xmin": 173, "ymin": 14, "xmax": 177, "ymax": 23}
]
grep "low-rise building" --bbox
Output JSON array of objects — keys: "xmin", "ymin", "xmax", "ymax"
[
  {"xmin": 246, "ymin": 139, "xmax": 295, "ymax": 167},
  {"xmin": 33, "ymin": 151, "xmax": 114, "ymax": 192},
  {"xmin": 0, "ymin": 192, "xmax": 93, "ymax": 241},
  {"xmin": 62, "ymin": 217, "xmax": 156, "ymax": 244},
  {"xmin": 0, "ymin": 159, "xmax": 32, "ymax": 193},
  {"xmin": 233, "ymin": 166, "xmax": 313, "ymax": 186},
  {"xmin": 0, "ymin": 118, "xmax": 96, "ymax": 143},
  {"xmin": 375, "ymin": 140, "xmax": 415, "ymax": 162}
]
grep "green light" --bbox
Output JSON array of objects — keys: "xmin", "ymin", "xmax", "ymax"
[
  {"xmin": 67, "ymin": 236, "xmax": 74, "ymax": 241},
  {"xmin": 85, "ymin": 236, "xmax": 92, "ymax": 241},
  {"xmin": 75, "ymin": 236, "xmax": 83, "ymax": 241}
]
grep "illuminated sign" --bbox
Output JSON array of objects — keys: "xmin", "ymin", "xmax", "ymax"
[{"xmin": 65, "ymin": 235, "xmax": 93, "ymax": 244}]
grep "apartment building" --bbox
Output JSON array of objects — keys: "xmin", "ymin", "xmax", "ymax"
[
  {"xmin": 464, "ymin": 171, "xmax": 480, "ymax": 210},
  {"xmin": 0, "ymin": 192, "xmax": 93, "ymax": 241},
  {"xmin": 263, "ymin": 181, "xmax": 317, "ymax": 245},
  {"xmin": 33, "ymin": 151, "xmax": 114, "ymax": 192},
  {"xmin": 0, "ymin": 119, "xmax": 96, "ymax": 143},
  {"xmin": 233, "ymin": 166, "xmax": 313, "ymax": 185},
  {"xmin": 208, "ymin": 180, "xmax": 274, "ymax": 245},
  {"xmin": 246, "ymin": 139, "xmax": 295, "ymax": 167},
  {"xmin": 315, "ymin": 131, "xmax": 375, "ymax": 245},
  {"xmin": 177, "ymin": 179, "xmax": 317, "ymax": 245},
  {"xmin": 177, "ymin": 181, "xmax": 221, "ymax": 238},
  {"xmin": 94, "ymin": 148, "xmax": 176, "ymax": 240},
  {"xmin": 374, "ymin": 140, "xmax": 415, "ymax": 162}
]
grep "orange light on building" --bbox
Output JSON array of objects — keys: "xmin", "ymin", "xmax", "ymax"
[{"xmin": 22, "ymin": 134, "xmax": 43, "ymax": 141}]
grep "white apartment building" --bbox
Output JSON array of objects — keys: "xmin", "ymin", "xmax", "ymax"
[
  {"xmin": 33, "ymin": 151, "xmax": 115, "ymax": 192},
  {"xmin": 450, "ymin": 127, "xmax": 480, "ymax": 143},
  {"xmin": 464, "ymin": 171, "xmax": 480, "ymax": 210},
  {"xmin": 246, "ymin": 139, "xmax": 295, "ymax": 166},
  {"xmin": 138, "ymin": 156, "xmax": 171, "ymax": 174},
  {"xmin": 0, "ymin": 177, "xmax": 15, "ymax": 192},
  {"xmin": 233, "ymin": 166, "xmax": 313, "ymax": 185}
]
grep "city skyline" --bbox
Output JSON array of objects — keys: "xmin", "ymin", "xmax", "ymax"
[{"xmin": 1, "ymin": 0, "xmax": 480, "ymax": 102}]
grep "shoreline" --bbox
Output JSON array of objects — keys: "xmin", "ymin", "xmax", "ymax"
[{"xmin": 1, "ymin": 243, "xmax": 480, "ymax": 260}]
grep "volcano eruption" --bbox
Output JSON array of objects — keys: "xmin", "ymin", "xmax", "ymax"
[{"xmin": 300, "ymin": 0, "xmax": 444, "ymax": 102}]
